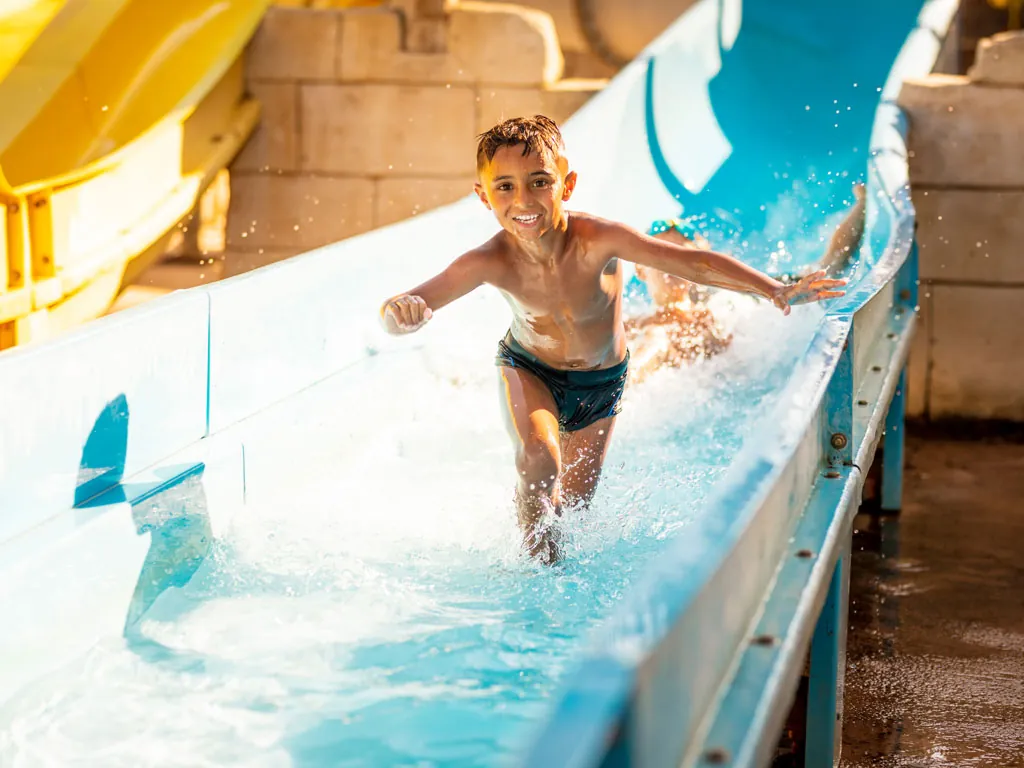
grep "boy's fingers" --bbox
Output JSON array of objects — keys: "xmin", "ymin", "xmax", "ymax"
[
  {"xmin": 387, "ymin": 302, "xmax": 406, "ymax": 327},
  {"xmin": 807, "ymin": 279, "xmax": 845, "ymax": 290}
]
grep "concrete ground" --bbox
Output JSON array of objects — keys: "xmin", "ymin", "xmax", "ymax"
[{"xmin": 840, "ymin": 424, "xmax": 1024, "ymax": 767}]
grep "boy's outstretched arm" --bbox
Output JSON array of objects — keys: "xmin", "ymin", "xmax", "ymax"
[
  {"xmin": 608, "ymin": 221, "xmax": 846, "ymax": 314},
  {"xmin": 380, "ymin": 248, "xmax": 492, "ymax": 334}
]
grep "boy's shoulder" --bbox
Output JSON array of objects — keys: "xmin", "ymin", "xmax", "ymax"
[
  {"xmin": 568, "ymin": 210, "xmax": 617, "ymax": 234},
  {"xmin": 455, "ymin": 231, "xmax": 511, "ymax": 278},
  {"xmin": 568, "ymin": 211, "xmax": 634, "ymax": 252}
]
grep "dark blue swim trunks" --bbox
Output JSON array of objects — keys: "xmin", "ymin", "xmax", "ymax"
[{"xmin": 495, "ymin": 331, "xmax": 629, "ymax": 432}]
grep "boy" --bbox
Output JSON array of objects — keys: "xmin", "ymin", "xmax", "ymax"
[
  {"xmin": 628, "ymin": 183, "xmax": 866, "ymax": 384},
  {"xmin": 380, "ymin": 116, "xmax": 845, "ymax": 564}
]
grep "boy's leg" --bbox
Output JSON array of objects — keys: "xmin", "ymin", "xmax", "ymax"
[
  {"xmin": 560, "ymin": 416, "xmax": 617, "ymax": 509},
  {"xmin": 497, "ymin": 366, "xmax": 563, "ymax": 564}
]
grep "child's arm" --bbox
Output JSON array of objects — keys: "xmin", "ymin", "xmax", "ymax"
[
  {"xmin": 818, "ymin": 182, "xmax": 867, "ymax": 275},
  {"xmin": 380, "ymin": 248, "xmax": 492, "ymax": 334},
  {"xmin": 607, "ymin": 221, "xmax": 846, "ymax": 315}
]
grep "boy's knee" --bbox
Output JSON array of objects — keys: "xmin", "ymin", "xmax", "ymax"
[{"xmin": 516, "ymin": 436, "xmax": 560, "ymax": 489}]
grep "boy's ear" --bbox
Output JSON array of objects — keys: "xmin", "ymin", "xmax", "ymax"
[
  {"xmin": 562, "ymin": 170, "xmax": 578, "ymax": 201},
  {"xmin": 473, "ymin": 181, "xmax": 492, "ymax": 210}
]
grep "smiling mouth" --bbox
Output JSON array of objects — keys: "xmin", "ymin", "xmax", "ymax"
[{"xmin": 512, "ymin": 214, "xmax": 541, "ymax": 225}]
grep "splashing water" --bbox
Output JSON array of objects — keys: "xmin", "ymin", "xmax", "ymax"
[{"xmin": 0, "ymin": 293, "xmax": 823, "ymax": 766}]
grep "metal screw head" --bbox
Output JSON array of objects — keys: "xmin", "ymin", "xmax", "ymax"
[
  {"xmin": 887, "ymin": 332, "xmax": 897, "ymax": 340},
  {"xmin": 705, "ymin": 747, "xmax": 730, "ymax": 765},
  {"xmin": 825, "ymin": 470, "xmax": 841, "ymax": 479},
  {"xmin": 857, "ymin": 399, "xmax": 868, "ymax": 406},
  {"xmin": 899, "ymin": 289, "xmax": 911, "ymax": 301},
  {"xmin": 871, "ymin": 365, "xmax": 882, "ymax": 373},
  {"xmin": 796, "ymin": 549, "xmax": 814, "ymax": 559},
  {"xmin": 830, "ymin": 433, "xmax": 848, "ymax": 450},
  {"xmin": 752, "ymin": 634, "xmax": 776, "ymax": 647}
]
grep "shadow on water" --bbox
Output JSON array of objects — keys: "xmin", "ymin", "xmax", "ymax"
[{"xmin": 73, "ymin": 394, "xmax": 214, "ymax": 661}]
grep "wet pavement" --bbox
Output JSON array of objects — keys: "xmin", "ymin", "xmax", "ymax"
[{"xmin": 841, "ymin": 425, "xmax": 1024, "ymax": 767}]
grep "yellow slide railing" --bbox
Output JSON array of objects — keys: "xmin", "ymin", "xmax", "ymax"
[{"xmin": 0, "ymin": 0, "xmax": 271, "ymax": 349}]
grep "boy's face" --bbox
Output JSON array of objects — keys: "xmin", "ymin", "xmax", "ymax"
[{"xmin": 474, "ymin": 144, "xmax": 576, "ymax": 240}]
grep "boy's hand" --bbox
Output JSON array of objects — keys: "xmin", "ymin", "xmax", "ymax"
[
  {"xmin": 382, "ymin": 294, "xmax": 433, "ymax": 333},
  {"xmin": 770, "ymin": 270, "xmax": 847, "ymax": 315}
]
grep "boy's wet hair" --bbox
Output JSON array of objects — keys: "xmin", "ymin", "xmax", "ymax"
[{"xmin": 475, "ymin": 115, "xmax": 565, "ymax": 172}]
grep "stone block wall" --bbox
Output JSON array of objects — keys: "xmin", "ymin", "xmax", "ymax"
[
  {"xmin": 225, "ymin": 2, "xmax": 604, "ymax": 276},
  {"xmin": 899, "ymin": 31, "xmax": 1024, "ymax": 421}
]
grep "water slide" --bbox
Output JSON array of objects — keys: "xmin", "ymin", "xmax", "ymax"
[
  {"xmin": 0, "ymin": 0, "xmax": 957, "ymax": 765},
  {"xmin": 0, "ymin": 0, "xmax": 269, "ymax": 349}
]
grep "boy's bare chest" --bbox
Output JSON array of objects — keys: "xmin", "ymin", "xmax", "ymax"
[{"xmin": 497, "ymin": 259, "xmax": 621, "ymax": 319}]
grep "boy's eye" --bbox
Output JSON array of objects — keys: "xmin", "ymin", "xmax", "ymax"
[
  {"xmin": 533, "ymin": 179, "xmax": 549, "ymax": 188},
  {"xmin": 497, "ymin": 183, "xmax": 513, "ymax": 192}
]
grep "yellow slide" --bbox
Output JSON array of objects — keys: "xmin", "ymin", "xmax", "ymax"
[{"xmin": 0, "ymin": 0, "xmax": 271, "ymax": 349}]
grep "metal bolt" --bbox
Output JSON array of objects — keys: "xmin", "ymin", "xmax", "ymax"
[
  {"xmin": 705, "ymin": 747, "xmax": 730, "ymax": 765},
  {"xmin": 857, "ymin": 399, "xmax": 868, "ymax": 406},
  {"xmin": 796, "ymin": 549, "xmax": 814, "ymax": 559},
  {"xmin": 830, "ymin": 433, "xmax": 848, "ymax": 450},
  {"xmin": 752, "ymin": 634, "xmax": 776, "ymax": 647},
  {"xmin": 33, "ymin": 198, "xmax": 46, "ymax": 208},
  {"xmin": 871, "ymin": 365, "xmax": 882, "ymax": 373}
]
